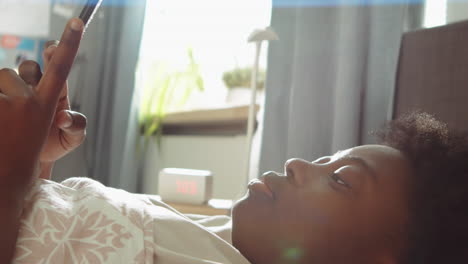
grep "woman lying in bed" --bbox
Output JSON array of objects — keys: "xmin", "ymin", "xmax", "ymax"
[{"xmin": 1, "ymin": 18, "xmax": 468, "ymax": 264}]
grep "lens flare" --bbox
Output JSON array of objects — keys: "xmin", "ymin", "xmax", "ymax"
[{"xmin": 283, "ymin": 247, "xmax": 304, "ymax": 261}]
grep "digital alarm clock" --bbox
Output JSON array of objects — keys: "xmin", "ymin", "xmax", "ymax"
[{"xmin": 158, "ymin": 168, "xmax": 213, "ymax": 205}]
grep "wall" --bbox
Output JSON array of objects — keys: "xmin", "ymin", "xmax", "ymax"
[{"xmin": 447, "ymin": 2, "xmax": 468, "ymax": 24}]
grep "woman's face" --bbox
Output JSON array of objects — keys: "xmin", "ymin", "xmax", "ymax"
[{"xmin": 232, "ymin": 145, "xmax": 413, "ymax": 264}]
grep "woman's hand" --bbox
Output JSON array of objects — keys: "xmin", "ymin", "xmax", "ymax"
[
  {"xmin": 18, "ymin": 40, "xmax": 88, "ymax": 179},
  {"xmin": 0, "ymin": 17, "xmax": 83, "ymax": 192},
  {"xmin": 19, "ymin": 38, "xmax": 88, "ymax": 180},
  {"xmin": 0, "ymin": 18, "xmax": 83, "ymax": 263}
]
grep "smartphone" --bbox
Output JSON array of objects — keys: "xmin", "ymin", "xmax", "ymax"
[{"xmin": 79, "ymin": 0, "xmax": 104, "ymax": 31}]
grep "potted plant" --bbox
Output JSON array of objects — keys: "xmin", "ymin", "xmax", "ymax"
[{"xmin": 222, "ymin": 67, "xmax": 266, "ymax": 104}]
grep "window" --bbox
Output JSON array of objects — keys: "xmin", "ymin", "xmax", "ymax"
[
  {"xmin": 137, "ymin": 0, "xmax": 272, "ymax": 120},
  {"xmin": 423, "ymin": 0, "xmax": 447, "ymax": 28}
]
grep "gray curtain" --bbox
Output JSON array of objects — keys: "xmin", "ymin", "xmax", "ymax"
[
  {"xmin": 259, "ymin": 1, "xmax": 423, "ymax": 174},
  {"xmin": 52, "ymin": 1, "xmax": 146, "ymax": 193},
  {"xmin": 92, "ymin": 2, "xmax": 146, "ymax": 192}
]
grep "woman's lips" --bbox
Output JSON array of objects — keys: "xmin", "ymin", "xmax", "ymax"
[{"xmin": 248, "ymin": 178, "xmax": 274, "ymax": 199}]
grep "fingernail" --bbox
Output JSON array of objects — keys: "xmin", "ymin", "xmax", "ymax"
[
  {"xmin": 45, "ymin": 40, "xmax": 59, "ymax": 48},
  {"xmin": 47, "ymin": 45, "xmax": 57, "ymax": 52},
  {"xmin": 62, "ymin": 112, "xmax": 73, "ymax": 128},
  {"xmin": 70, "ymin": 19, "xmax": 83, "ymax": 31}
]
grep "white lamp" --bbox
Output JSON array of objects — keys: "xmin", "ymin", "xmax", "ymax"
[{"xmin": 244, "ymin": 27, "xmax": 279, "ymax": 185}]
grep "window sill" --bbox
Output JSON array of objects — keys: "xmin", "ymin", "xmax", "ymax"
[{"xmin": 162, "ymin": 104, "xmax": 260, "ymax": 136}]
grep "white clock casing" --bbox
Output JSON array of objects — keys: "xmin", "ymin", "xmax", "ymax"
[{"xmin": 158, "ymin": 168, "xmax": 213, "ymax": 205}]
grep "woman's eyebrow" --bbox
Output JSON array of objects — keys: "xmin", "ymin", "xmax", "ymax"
[{"xmin": 337, "ymin": 155, "xmax": 377, "ymax": 181}]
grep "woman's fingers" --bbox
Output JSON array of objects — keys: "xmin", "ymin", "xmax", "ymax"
[
  {"xmin": 37, "ymin": 18, "xmax": 83, "ymax": 109},
  {"xmin": 41, "ymin": 43, "xmax": 69, "ymax": 104},
  {"xmin": 18, "ymin": 60, "xmax": 43, "ymax": 87},
  {"xmin": 56, "ymin": 110, "xmax": 87, "ymax": 133},
  {"xmin": 56, "ymin": 110, "xmax": 87, "ymax": 150},
  {"xmin": 43, "ymin": 41, "xmax": 59, "ymax": 69}
]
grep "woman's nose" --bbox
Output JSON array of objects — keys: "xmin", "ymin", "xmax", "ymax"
[{"xmin": 284, "ymin": 158, "xmax": 310, "ymax": 186}]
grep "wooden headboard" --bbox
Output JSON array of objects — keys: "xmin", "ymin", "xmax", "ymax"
[{"xmin": 393, "ymin": 20, "xmax": 468, "ymax": 132}]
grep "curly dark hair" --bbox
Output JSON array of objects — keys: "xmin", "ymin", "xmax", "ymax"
[{"xmin": 377, "ymin": 112, "xmax": 468, "ymax": 264}]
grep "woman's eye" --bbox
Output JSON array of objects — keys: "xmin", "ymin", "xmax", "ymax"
[{"xmin": 330, "ymin": 172, "xmax": 350, "ymax": 188}]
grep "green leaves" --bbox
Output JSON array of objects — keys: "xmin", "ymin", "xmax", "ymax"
[
  {"xmin": 139, "ymin": 49, "xmax": 204, "ymax": 143},
  {"xmin": 222, "ymin": 67, "xmax": 266, "ymax": 90}
]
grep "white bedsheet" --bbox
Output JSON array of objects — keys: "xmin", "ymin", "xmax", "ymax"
[{"xmin": 13, "ymin": 177, "xmax": 250, "ymax": 264}]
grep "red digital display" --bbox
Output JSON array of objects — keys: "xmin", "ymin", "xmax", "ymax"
[{"xmin": 176, "ymin": 180, "xmax": 198, "ymax": 195}]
